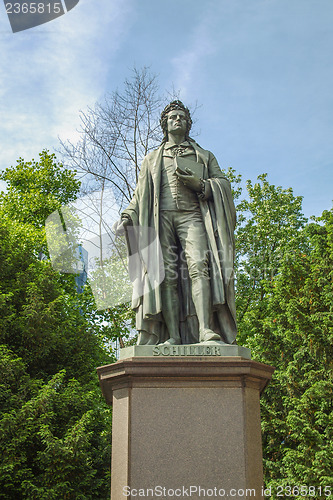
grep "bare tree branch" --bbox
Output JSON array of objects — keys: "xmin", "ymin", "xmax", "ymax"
[{"xmin": 59, "ymin": 67, "xmax": 163, "ymax": 211}]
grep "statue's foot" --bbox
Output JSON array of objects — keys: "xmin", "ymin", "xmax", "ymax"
[
  {"xmin": 162, "ymin": 337, "xmax": 181, "ymax": 345},
  {"xmin": 199, "ymin": 329, "xmax": 223, "ymax": 343}
]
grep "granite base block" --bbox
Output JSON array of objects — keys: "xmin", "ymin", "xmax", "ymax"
[{"xmin": 97, "ymin": 355, "xmax": 274, "ymax": 500}]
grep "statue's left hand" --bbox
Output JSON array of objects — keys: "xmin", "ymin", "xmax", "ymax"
[
  {"xmin": 175, "ymin": 168, "xmax": 202, "ymax": 192},
  {"xmin": 112, "ymin": 216, "xmax": 132, "ymax": 237}
]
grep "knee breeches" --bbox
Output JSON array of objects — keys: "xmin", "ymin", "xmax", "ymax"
[{"xmin": 159, "ymin": 210, "xmax": 210, "ymax": 287}]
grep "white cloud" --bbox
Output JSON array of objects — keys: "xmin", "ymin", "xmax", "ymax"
[
  {"xmin": 0, "ymin": 0, "xmax": 135, "ymax": 169},
  {"xmin": 0, "ymin": 180, "xmax": 8, "ymax": 193},
  {"xmin": 170, "ymin": 11, "xmax": 217, "ymax": 99}
]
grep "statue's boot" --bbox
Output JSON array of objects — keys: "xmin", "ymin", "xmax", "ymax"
[
  {"xmin": 192, "ymin": 278, "xmax": 221, "ymax": 343},
  {"xmin": 161, "ymin": 285, "xmax": 181, "ymax": 345}
]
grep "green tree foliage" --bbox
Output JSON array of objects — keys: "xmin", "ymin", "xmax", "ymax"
[
  {"xmin": 0, "ymin": 152, "xmax": 113, "ymax": 499},
  {"xmin": 235, "ymin": 174, "xmax": 333, "ymax": 495},
  {"xmin": 1, "ymin": 358, "xmax": 111, "ymax": 500},
  {"xmin": 260, "ymin": 209, "xmax": 333, "ymax": 495},
  {"xmin": 0, "ymin": 150, "xmax": 80, "ymax": 228},
  {"xmin": 235, "ymin": 173, "xmax": 307, "ymax": 347}
]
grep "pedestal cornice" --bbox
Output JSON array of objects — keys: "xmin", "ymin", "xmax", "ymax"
[{"xmin": 97, "ymin": 356, "xmax": 275, "ymax": 405}]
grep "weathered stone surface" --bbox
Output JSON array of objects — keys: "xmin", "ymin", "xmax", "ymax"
[
  {"xmin": 119, "ymin": 343, "xmax": 251, "ymax": 360},
  {"xmin": 97, "ymin": 356, "xmax": 274, "ymax": 499}
]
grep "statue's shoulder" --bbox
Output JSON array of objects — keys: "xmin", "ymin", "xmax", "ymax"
[
  {"xmin": 189, "ymin": 139, "xmax": 212, "ymax": 162},
  {"xmin": 143, "ymin": 145, "xmax": 163, "ymax": 163}
]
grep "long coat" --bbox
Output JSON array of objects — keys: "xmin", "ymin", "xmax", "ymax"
[{"xmin": 123, "ymin": 140, "xmax": 237, "ymax": 345}]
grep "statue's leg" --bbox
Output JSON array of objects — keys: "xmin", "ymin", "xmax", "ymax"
[
  {"xmin": 137, "ymin": 331, "xmax": 159, "ymax": 345},
  {"xmin": 160, "ymin": 284, "xmax": 181, "ymax": 344},
  {"xmin": 176, "ymin": 211, "xmax": 221, "ymax": 343},
  {"xmin": 191, "ymin": 279, "xmax": 221, "ymax": 342},
  {"xmin": 159, "ymin": 211, "xmax": 181, "ymax": 344}
]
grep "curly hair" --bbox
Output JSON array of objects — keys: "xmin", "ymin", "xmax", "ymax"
[{"xmin": 160, "ymin": 100, "xmax": 193, "ymax": 143}]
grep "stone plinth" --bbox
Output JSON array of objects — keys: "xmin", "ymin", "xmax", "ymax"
[
  {"xmin": 97, "ymin": 352, "xmax": 274, "ymax": 500},
  {"xmin": 119, "ymin": 344, "xmax": 251, "ymax": 360}
]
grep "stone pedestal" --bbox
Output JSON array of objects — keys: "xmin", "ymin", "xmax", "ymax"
[{"xmin": 97, "ymin": 349, "xmax": 274, "ymax": 500}]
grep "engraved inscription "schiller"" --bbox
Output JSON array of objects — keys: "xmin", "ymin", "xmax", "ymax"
[{"xmin": 152, "ymin": 345, "xmax": 222, "ymax": 356}]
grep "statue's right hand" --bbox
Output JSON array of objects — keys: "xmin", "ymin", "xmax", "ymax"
[{"xmin": 113, "ymin": 217, "xmax": 132, "ymax": 237}]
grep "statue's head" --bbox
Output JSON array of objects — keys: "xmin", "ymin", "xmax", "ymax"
[{"xmin": 160, "ymin": 100, "xmax": 193, "ymax": 142}]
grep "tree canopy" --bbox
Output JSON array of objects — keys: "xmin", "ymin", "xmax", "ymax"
[
  {"xmin": 0, "ymin": 152, "xmax": 113, "ymax": 499},
  {"xmin": 234, "ymin": 174, "xmax": 333, "ymax": 496}
]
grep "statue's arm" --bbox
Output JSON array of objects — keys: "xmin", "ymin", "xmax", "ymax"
[
  {"xmin": 199, "ymin": 152, "xmax": 230, "ymax": 201},
  {"xmin": 207, "ymin": 153, "xmax": 229, "ymax": 180},
  {"xmin": 207, "ymin": 152, "xmax": 236, "ymax": 228}
]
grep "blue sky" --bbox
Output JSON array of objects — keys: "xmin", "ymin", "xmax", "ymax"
[{"xmin": 0, "ymin": 0, "xmax": 332, "ymax": 218}]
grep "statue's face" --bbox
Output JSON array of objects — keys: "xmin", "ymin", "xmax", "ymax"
[{"xmin": 167, "ymin": 109, "xmax": 187, "ymax": 136}]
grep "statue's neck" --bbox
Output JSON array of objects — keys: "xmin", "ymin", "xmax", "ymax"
[{"xmin": 167, "ymin": 133, "xmax": 186, "ymax": 146}]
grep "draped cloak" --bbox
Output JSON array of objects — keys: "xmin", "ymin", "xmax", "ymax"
[{"xmin": 122, "ymin": 140, "xmax": 237, "ymax": 345}]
